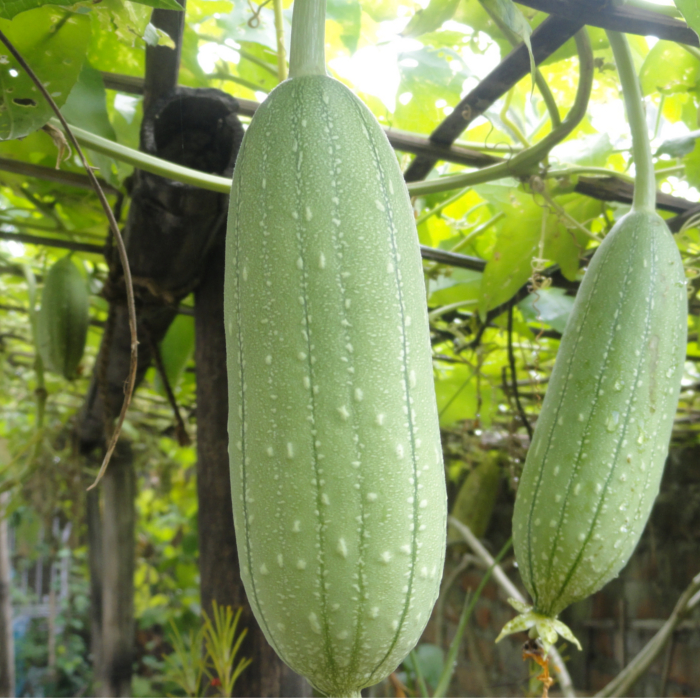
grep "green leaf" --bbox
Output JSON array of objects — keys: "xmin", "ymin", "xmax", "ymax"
[
  {"xmin": 62, "ymin": 61, "xmax": 115, "ymax": 140},
  {"xmin": 477, "ymin": 191, "xmax": 594, "ymax": 318},
  {"xmin": 143, "ymin": 22, "xmax": 176, "ymax": 48},
  {"xmin": 0, "ymin": 0, "xmax": 72, "ymax": 20},
  {"xmin": 327, "ymin": 0, "xmax": 361, "ymax": 54},
  {"xmin": 640, "ymin": 40, "xmax": 700, "ymax": 96},
  {"xmin": 91, "ymin": 0, "xmax": 152, "ymax": 49},
  {"xmin": 435, "ymin": 362, "xmax": 494, "ymax": 427},
  {"xmin": 481, "ymin": 0, "xmax": 535, "ymax": 83},
  {"xmin": 61, "ymin": 61, "xmax": 118, "ymax": 184},
  {"xmin": 518, "ymin": 287, "xmax": 574, "ymax": 335},
  {"xmin": 394, "ymin": 46, "xmax": 467, "ymax": 133},
  {"xmin": 478, "ymin": 217, "xmax": 540, "ymax": 319},
  {"xmin": 0, "ymin": 7, "xmax": 90, "ymax": 140},
  {"xmin": 683, "ymin": 138, "xmax": 700, "ymax": 189},
  {"xmin": 401, "ymin": 0, "xmax": 460, "ymax": 39},
  {"xmin": 550, "ymin": 132, "xmax": 613, "ymax": 168},
  {"xmin": 428, "ymin": 268, "xmax": 482, "ymax": 309},
  {"xmin": 236, "ymin": 41, "xmax": 278, "ymax": 93},
  {"xmin": 453, "ymin": 0, "xmax": 509, "ymax": 54},
  {"xmin": 673, "ymin": 0, "xmax": 700, "ymax": 41},
  {"xmin": 656, "ymin": 129, "xmax": 700, "ymax": 158},
  {"xmin": 86, "ymin": 5, "xmax": 144, "ymax": 77},
  {"xmin": 402, "ymin": 643, "xmax": 444, "ymax": 690}
]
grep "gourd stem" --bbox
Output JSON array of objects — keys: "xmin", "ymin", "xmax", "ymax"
[
  {"xmin": 607, "ymin": 31, "xmax": 656, "ymax": 213},
  {"xmin": 273, "ymin": 0, "xmax": 288, "ymax": 82},
  {"xmin": 289, "ymin": 0, "xmax": 327, "ymax": 78}
]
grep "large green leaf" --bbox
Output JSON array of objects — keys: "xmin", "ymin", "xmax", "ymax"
[
  {"xmin": 428, "ymin": 268, "xmax": 482, "ymax": 309},
  {"xmin": 401, "ymin": 0, "xmax": 461, "ymax": 39},
  {"xmin": 657, "ymin": 129, "xmax": 700, "ymax": 158},
  {"xmin": 683, "ymin": 138, "xmax": 700, "ymax": 189},
  {"xmin": 91, "ymin": 0, "xmax": 152, "ymax": 48},
  {"xmin": 550, "ymin": 132, "xmax": 613, "ymax": 168},
  {"xmin": 61, "ymin": 61, "xmax": 115, "ymax": 140},
  {"xmin": 476, "ymin": 190, "xmax": 594, "ymax": 319},
  {"xmin": 674, "ymin": 0, "xmax": 700, "ymax": 41},
  {"xmin": 236, "ymin": 41, "xmax": 279, "ymax": 93},
  {"xmin": 0, "ymin": 0, "xmax": 70, "ymax": 20},
  {"xmin": 435, "ymin": 361, "xmax": 496, "ymax": 427},
  {"xmin": 61, "ymin": 61, "xmax": 119, "ymax": 185},
  {"xmin": 640, "ymin": 40, "xmax": 700, "ymax": 95},
  {"xmin": 87, "ymin": 3, "xmax": 145, "ymax": 76},
  {"xmin": 394, "ymin": 46, "xmax": 468, "ymax": 133},
  {"xmin": 480, "ymin": 0, "xmax": 535, "ymax": 83},
  {"xmin": 0, "ymin": 0, "xmax": 181, "ymax": 19},
  {"xmin": 327, "ymin": 0, "xmax": 361, "ymax": 54},
  {"xmin": 0, "ymin": 7, "xmax": 90, "ymax": 140},
  {"xmin": 518, "ymin": 287, "xmax": 574, "ymax": 335}
]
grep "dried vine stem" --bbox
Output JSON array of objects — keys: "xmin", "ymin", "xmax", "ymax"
[
  {"xmin": 448, "ymin": 517, "xmax": 576, "ymax": 698},
  {"xmin": 507, "ymin": 305, "xmax": 533, "ymax": 439},
  {"xmin": 595, "ymin": 571, "xmax": 700, "ymax": 698},
  {"xmin": 0, "ymin": 27, "xmax": 139, "ymax": 490}
]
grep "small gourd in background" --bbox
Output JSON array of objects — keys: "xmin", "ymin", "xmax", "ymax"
[{"xmin": 36, "ymin": 255, "xmax": 89, "ymax": 381}]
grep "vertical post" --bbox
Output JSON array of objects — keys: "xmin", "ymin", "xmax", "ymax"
[
  {"xmin": 143, "ymin": 0, "xmax": 186, "ymax": 116},
  {"xmin": 87, "ymin": 485, "xmax": 103, "ymax": 691},
  {"xmin": 0, "ymin": 491, "xmax": 15, "ymax": 698},
  {"xmin": 99, "ymin": 443, "xmax": 135, "ymax": 698}
]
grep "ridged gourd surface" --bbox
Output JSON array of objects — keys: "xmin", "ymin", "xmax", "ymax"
[
  {"xmin": 224, "ymin": 75, "xmax": 447, "ymax": 696},
  {"xmin": 513, "ymin": 211, "xmax": 687, "ymax": 618}
]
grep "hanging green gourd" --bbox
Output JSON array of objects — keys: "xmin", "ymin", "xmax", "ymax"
[
  {"xmin": 497, "ymin": 31, "xmax": 687, "ymax": 654},
  {"xmin": 36, "ymin": 255, "xmax": 90, "ymax": 381},
  {"xmin": 223, "ymin": 0, "xmax": 447, "ymax": 696}
]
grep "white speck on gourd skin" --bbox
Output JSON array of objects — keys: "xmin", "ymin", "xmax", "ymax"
[
  {"xmin": 512, "ymin": 211, "xmax": 686, "ymax": 619},
  {"xmin": 224, "ymin": 76, "xmax": 446, "ymax": 697}
]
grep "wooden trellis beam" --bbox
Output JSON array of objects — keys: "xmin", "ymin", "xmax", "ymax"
[
  {"xmin": 100, "ymin": 72, "xmax": 504, "ymax": 170},
  {"xmin": 515, "ymin": 0, "xmax": 699, "ymax": 47},
  {"xmin": 402, "ymin": 14, "xmax": 585, "ymax": 181},
  {"xmin": 0, "ymin": 230, "xmax": 104, "ymax": 254},
  {"xmin": 0, "ymin": 157, "xmax": 119, "ymax": 194}
]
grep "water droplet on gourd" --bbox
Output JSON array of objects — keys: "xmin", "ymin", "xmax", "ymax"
[{"xmin": 606, "ymin": 411, "xmax": 620, "ymax": 432}]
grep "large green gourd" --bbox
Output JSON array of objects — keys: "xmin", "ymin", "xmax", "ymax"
[
  {"xmin": 499, "ymin": 31, "xmax": 687, "ymax": 651},
  {"xmin": 223, "ymin": 0, "xmax": 446, "ymax": 695}
]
